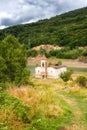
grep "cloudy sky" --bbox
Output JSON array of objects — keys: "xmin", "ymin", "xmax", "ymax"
[{"xmin": 0, "ymin": 0, "xmax": 87, "ymax": 29}]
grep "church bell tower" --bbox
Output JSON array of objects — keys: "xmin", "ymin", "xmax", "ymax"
[{"xmin": 41, "ymin": 56, "xmax": 47, "ymax": 78}]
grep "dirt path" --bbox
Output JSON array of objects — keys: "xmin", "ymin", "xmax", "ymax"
[{"xmin": 58, "ymin": 94, "xmax": 86, "ymax": 130}]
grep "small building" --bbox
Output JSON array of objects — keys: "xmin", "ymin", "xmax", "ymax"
[{"xmin": 35, "ymin": 56, "xmax": 67, "ymax": 79}]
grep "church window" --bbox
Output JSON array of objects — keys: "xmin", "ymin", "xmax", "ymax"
[{"xmin": 42, "ymin": 62, "xmax": 44, "ymax": 67}]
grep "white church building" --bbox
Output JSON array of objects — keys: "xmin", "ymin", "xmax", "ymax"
[{"xmin": 35, "ymin": 56, "xmax": 67, "ymax": 79}]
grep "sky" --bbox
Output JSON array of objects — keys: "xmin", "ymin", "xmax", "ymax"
[{"xmin": 0, "ymin": 0, "xmax": 87, "ymax": 29}]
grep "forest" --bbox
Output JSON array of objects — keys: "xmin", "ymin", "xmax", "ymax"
[{"xmin": 0, "ymin": 7, "xmax": 87, "ymax": 49}]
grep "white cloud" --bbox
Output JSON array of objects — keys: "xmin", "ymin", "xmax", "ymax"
[{"xmin": 0, "ymin": 0, "xmax": 87, "ymax": 29}]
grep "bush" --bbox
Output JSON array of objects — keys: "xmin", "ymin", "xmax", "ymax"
[
  {"xmin": 76, "ymin": 76, "xmax": 87, "ymax": 87},
  {"xmin": 82, "ymin": 49, "xmax": 87, "ymax": 56},
  {"xmin": 60, "ymin": 70, "xmax": 73, "ymax": 82},
  {"xmin": 39, "ymin": 47, "xmax": 46, "ymax": 56},
  {"xmin": 57, "ymin": 60, "xmax": 62, "ymax": 66},
  {"xmin": 48, "ymin": 47, "xmax": 84, "ymax": 59},
  {"xmin": 27, "ymin": 50, "xmax": 38, "ymax": 57}
]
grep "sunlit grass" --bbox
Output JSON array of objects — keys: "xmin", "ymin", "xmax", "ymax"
[
  {"xmin": 8, "ymin": 79, "xmax": 65, "ymax": 119},
  {"xmin": 1, "ymin": 78, "xmax": 87, "ymax": 130}
]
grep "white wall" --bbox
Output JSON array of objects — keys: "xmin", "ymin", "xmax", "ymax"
[
  {"xmin": 35, "ymin": 66, "xmax": 67, "ymax": 78},
  {"xmin": 47, "ymin": 67, "xmax": 57, "ymax": 78}
]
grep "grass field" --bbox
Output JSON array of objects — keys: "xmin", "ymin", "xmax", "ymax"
[{"xmin": 0, "ymin": 78, "xmax": 87, "ymax": 130}]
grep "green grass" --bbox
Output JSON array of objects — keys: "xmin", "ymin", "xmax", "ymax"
[
  {"xmin": 1, "ymin": 78, "xmax": 87, "ymax": 130},
  {"xmin": 0, "ymin": 80, "xmax": 73, "ymax": 130},
  {"xmin": 58, "ymin": 89, "xmax": 87, "ymax": 129},
  {"xmin": 67, "ymin": 92, "xmax": 87, "ymax": 126},
  {"xmin": 30, "ymin": 94, "xmax": 73, "ymax": 130}
]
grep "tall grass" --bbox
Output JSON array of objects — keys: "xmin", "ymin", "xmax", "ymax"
[
  {"xmin": 2, "ymin": 78, "xmax": 87, "ymax": 130},
  {"xmin": 7, "ymin": 79, "xmax": 73, "ymax": 129}
]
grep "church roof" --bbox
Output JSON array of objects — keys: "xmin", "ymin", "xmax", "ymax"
[
  {"xmin": 41, "ymin": 55, "xmax": 47, "ymax": 60},
  {"xmin": 53, "ymin": 65, "xmax": 66, "ymax": 69}
]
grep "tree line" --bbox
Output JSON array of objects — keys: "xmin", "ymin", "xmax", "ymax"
[{"xmin": 0, "ymin": 7, "xmax": 87, "ymax": 49}]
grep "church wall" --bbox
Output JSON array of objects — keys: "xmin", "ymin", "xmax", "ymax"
[
  {"xmin": 35, "ymin": 66, "xmax": 67, "ymax": 78},
  {"xmin": 47, "ymin": 67, "xmax": 58, "ymax": 78}
]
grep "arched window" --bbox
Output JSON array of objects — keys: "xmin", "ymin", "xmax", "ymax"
[{"xmin": 42, "ymin": 62, "xmax": 44, "ymax": 67}]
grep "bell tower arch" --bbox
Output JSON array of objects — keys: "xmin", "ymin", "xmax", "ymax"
[{"xmin": 41, "ymin": 56, "xmax": 47, "ymax": 78}]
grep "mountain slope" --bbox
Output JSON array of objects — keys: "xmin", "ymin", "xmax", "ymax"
[{"xmin": 0, "ymin": 7, "xmax": 87, "ymax": 48}]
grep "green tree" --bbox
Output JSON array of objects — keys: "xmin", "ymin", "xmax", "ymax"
[
  {"xmin": 39, "ymin": 47, "xmax": 46, "ymax": 56},
  {"xmin": 0, "ymin": 56, "xmax": 7, "ymax": 82},
  {"xmin": 60, "ymin": 70, "xmax": 73, "ymax": 82},
  {"xmin": 27, "ymin": 49, "xmax": 38, "ymax": 57},
  {"xmin": 0, "ymin": 35, "xmax": 30, "ymax": 85},
  {"xmin": 76, "ymin": 76, "xmax": 87, "ymax": 87}
]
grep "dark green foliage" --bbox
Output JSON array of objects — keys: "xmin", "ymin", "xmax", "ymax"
[
  {"xmin": 0, "ymin": 56, "xmax": 7, "ymax": 82},
  {"xmin": 0, "ymin": 7, "xmax": 87, "ymax": 48},
  {"xmin": 13, "ymin": 101, "xmax": 30, "ymax": 123},
  {"xmin": 60, "ymin": 70, "xmax": 73, "ymax": 82},
  {"xmin": 39, "ymin": 47, "xmax": 46, "ymax": 56},
  {"xmin": 27, "ymin": 49, "xmax": 38, "ymax": 57},
  {"xmin": 0, "ymin": 35, "xmax": 30, "ymax": 86},
  {"xmin": 83, "ymin": 49, "xmax": 87, "ymax": 56},
  {"xmin": 47, "ymin": 47, "xmax": 83, "ymax": 59},
  {"xmin": 76, "ymin": 76, "xmax": 87, "ymax": 87}
]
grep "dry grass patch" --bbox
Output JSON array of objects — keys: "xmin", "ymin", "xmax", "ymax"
[{"xmin": 8, "ymin": 79, "xmax": 65, "ymax": 119}]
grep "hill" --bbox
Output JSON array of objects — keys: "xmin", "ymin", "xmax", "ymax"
[{"xmin": 0, "ymin": 7, "xmax": 87, "ymax": 48}]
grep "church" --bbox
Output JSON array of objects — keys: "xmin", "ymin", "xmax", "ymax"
[{"xmin": 35, "ymin": 56, "xmax": 67, "ymax": 79}]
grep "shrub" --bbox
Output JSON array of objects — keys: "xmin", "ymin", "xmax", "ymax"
[
  {"xmin": 48, "ymin": 47, "xmax": 84, "ymax": 59},
  {"xmin": 82, "ymin": 49, "xmax": 87, "ymax": 56},
  {"xmin": 27, "ymin": 50, "xmax": 38, "ymax": 57},
  {"xmin": 57, "ymin": 60, "xmax": 62, "ymax": 66},
  {"xmin": 39, "ymin": 47, "xmax": 46, "ymax": 56},
  {"xmin": 60, "ymin": 70, "xmax": 73, "ymax": 82},
  {"xmin": 76, "ymin": 76, "xmax": 87, "ymax": 87}
]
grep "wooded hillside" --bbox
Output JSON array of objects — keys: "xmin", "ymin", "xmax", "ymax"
[{"xmin": 0, "ymin": 7, "xmax": 87, "ymax": 48}]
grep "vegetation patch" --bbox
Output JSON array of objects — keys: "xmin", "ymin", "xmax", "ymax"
[
  {"xmin": 0, "ymin": 7, "xmax": 87, "ymax": 48},
  {"xmin": 0, "ymin": 78, "xmax": 87, "ymax": 129}
]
